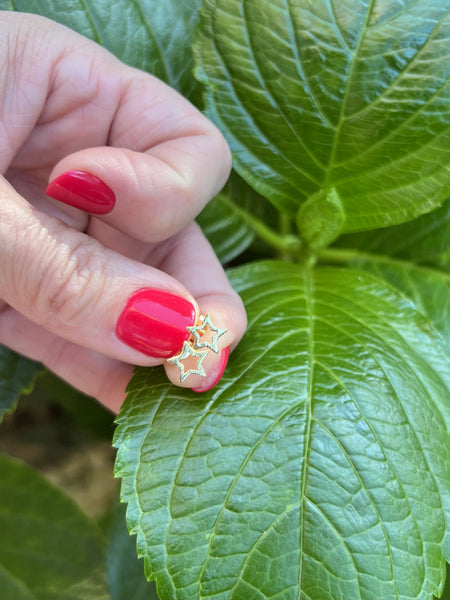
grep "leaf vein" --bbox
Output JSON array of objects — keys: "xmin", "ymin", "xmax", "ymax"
[
  {"xmin": 209, "ymin": 8, "xmax": 321, "ymax": 189},
  {"xmin": 242, "ymin": 0, "xmax": 328, "ymax": 169},
  {"xmin": 343, "ymin": 9, "xmax": 448, "ymax": 122}
]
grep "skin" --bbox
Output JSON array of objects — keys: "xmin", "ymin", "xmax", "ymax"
[{"xmin": 0, "ymin": 12, "xmax": 247, "ymax": 413}]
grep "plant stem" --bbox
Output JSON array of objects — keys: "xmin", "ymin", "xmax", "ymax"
[
  {"xmin": 318, "ymin": 248, "xmax": 361, "ymax": 265},
  {"xmin": 221, "ymin": 196, "xmax": 302, "ymax": 255},
  {"xmin": 279, "ymin": 212, "xmax": 292, "ymax": 237}
]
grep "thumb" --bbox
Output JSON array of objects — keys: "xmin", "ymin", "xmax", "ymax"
[{"xmin": 0, "ymin": 176, "xmax": 200, "ymax": 367}]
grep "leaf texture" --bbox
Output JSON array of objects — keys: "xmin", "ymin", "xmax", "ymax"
[
  {"xmin": 331, "ymin": 199, "xmax": 450, "ymax": 351},
  {"xmin": 114, "ymin": 262, "xmax": 450, "ymax": 600},
  {"xmin": 5, "ymin": 0, "xmax": 202, "ymax": 101},
  {"xmin": 194, "ymin": 0, "xmax": 450, "ymax": 231}
]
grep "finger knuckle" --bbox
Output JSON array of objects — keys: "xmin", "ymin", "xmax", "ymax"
[{"xmin": 32, "ymin": 232, "xmax": 108, "ymax": 329}]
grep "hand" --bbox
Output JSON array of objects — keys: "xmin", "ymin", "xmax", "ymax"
[{"xmin": 0, "ymin": 12, "xmax": 246, "ymax": 412}]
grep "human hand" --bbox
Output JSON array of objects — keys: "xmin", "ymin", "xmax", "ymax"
[{"xmin": 0, "ymin": 12, "xmax": 246, "ymax": 412}]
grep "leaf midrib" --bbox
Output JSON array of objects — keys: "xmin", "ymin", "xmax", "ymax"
[
  {"xmin": 323, "ymin": 0, "xmax": 377, "ymax": 189},
  {"xmin": 297, "ymin": 268, "xmax": 314, "ymax": 600},
  {"xmin": 207, "ymin": 2, "xmax": 322, "ymax": 190},
  {"xmin": 129, "ymin": 0, "xmax": 172, "ymax": 83}
]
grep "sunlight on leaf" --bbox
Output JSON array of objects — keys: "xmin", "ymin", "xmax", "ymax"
[{"xmin": 194, "ymin": 0, "xmax": 450, "ymax": 231}]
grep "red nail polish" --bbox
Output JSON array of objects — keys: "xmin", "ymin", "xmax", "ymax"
[
  {"xmin": 45, "ymin": 170, "xmax": 116, "ymax": 215},
  {"xmin": 116, "ymin": 289, "xmax": 196, "ymax": 359},
  {"xmin": 192, "ymin": 346, "xmax": 230, "ymax": 393}
]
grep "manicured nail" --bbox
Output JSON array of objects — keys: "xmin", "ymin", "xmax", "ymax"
[
  {"xmin": 116, "ymin": 289, "xmax": 196, "ymax": 359},
  {"xmin": 192, "ymin": 346, "xmax": 230, "ymax": 393},
  {"xmin": 45, "ymin": 170, "xmax": 116, "ymax": 215}
]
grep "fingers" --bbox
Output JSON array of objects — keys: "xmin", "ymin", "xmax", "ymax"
[
  {"xmin": 0, "ymin": 12, "xmax": 244, "ymax": 396},
  {"xmin": 88, "ymin": 219, "xmax": 247, "ymax": 392},
  {"xmin": 0, "ymin": 177, "xmax": 246, "ymax": 392},
  {"xmin": 152, "ymin": 222, "xmax": 247, "ymax": 391},
  {"xmin": 46, "ymin": 127, "xmax": 231, "ymax": 243},
  {"xmin": 1, "ymin": 12, "xmax": 231, "ymax": 243},
  {"xmin": 42, "ymin": 39, "xmax": 231, "ymax": 242},
  {"xmin": 0, "ymin": 309, "xmax": 130, "ymax": 413},
  {"xmin": 0, "ymin": 176, "xmax": 195, "ymax": 364}
]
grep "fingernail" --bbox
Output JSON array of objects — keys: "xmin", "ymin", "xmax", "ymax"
[
  {"xmin": 116, "ymin": 289, "xmax": 196, "ymax": 359},
  {"xmin": 192, "ymin": 346, "xmax": 230, "ymax": 393},
  {"xmin": 45, "ymin": 170, "xmax": 116, "ymax": 215}
]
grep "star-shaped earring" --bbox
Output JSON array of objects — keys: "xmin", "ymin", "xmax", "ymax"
[
  {"xmin": 187, "ymin": 314, "xmax": 227, "ymax": 354},
  {"xmin": 167, "ymin": 341, "xmax": 208, "ymax": 382}
]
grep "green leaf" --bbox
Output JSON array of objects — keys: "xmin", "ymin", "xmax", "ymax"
[
  {"xmin": 325, "ymin": 199, "xmax": 450, "ymax": 351},
  {"xmin": 197, "ymin": 193, "xmax": 256, "ymax": 265},
  {"xmin": 337, "ymin": 198, "xmax": 450, "ymax": 272},
  {"xmin": 0, "ymin": 454, "xmax": 109, "ymax": 600},
  {"xmin": 6, "ymin": 0, "xmax": 202, "ymax": 101},
  {"xmin": 194, "ymin": 0, "xmax": 450, "ymax": 231},
  {"xmin": 297, "ymin": 187, "xmax": 345, "ymax": 252},
  {"xmin": 106, "ymin": 502, "xmax": 159, "ymax": 600},
  {"xmin": 114, "ymin": 262, "xmax": 450, "ymax": 600},
  {"xmin": 0, "ymin": 347, "xmax": 41, "ymax": 423},
  {"xmin": 197, "ymin": 171, "xmax": 277, "ymax": 264}
]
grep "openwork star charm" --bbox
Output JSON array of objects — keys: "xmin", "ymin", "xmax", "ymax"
[
  {"xmin": 167, "ymin": 340, "xmax": 208, "ymax": 382},
  {"xmin": 187, "ymin": 314, "xmax": 228, "ymax": 354}
]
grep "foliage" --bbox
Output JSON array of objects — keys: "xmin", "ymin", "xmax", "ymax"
[
  {"xmin": 0, "ymin": 348, "xmax": 41, "ymax": 423},
  {"xmin": 0, "ymin": 1, "xmax": 449, "ymax": 599},
  {"xmin": 0, "ymin": 454, "xmax": 108, "ymax": 600}
]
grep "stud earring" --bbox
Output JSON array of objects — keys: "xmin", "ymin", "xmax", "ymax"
[{"xmin": 167, "ymin": 314, "xmax": 227, "ymax": 383}]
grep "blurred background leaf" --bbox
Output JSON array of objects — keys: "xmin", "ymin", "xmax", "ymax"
[
  {"xmin": 0, "ymin": 453, "xmax": 109, "ymax": 600},
  {"xmin": 0, "ymin": 347, "xmax": 41, "ymax": 422}
]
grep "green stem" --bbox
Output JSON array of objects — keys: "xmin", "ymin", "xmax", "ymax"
[
  {"xmin": 221, "ymin": 196, "xmax": 302, "ymax": 255},
  {"xmin": 279, "ymin": 212, "xmax": 292, "ymax": 237},
  {"xmin": 318, "ymin": 248, "xmax": 361, "ymax": 265}
]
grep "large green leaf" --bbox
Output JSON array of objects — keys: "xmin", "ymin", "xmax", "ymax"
[
  {"xmin": 0, "ymin": 347, "xmax": 41, "ymax": 423},
  {"xmin": 194, "ymin": 0, "xmax": 450, "ymax": 231},
  {"xmin": 2, "ymin": 0, "xmax": 202, "ymax": 101},
  {"xmin": 325, "ymin": 199, "xmax": 450, "ymax": 351},
  {"xmin": 0, "ymin": 454, "xmax": 109, "ymax": 600},
  {"xmin": 114, "ymin": 262, "xmax": 450, "ymax": 600}
]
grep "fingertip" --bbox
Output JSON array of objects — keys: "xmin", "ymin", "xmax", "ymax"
[{"xmin": 191, "ymin": 346, "xmax": 230, "ymax": 393}]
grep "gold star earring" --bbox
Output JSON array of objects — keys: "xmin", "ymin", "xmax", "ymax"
[
  {"xmin": 187, "ymin": 314, "xmax": 227, "ymax": 353},
  {"xmin": 167, "ymin": 341, "xmax": 208, "ymax": 382},
  {"xmin": 167, "ymin": 314, "xmax": 228, "ymax": 383}
]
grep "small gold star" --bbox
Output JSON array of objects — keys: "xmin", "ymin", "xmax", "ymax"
[
  {"xmin": 167, "ymin": 341, "xmax": 208, "ymax": 382},
  {"xmin": 187, "ymin": 314, "xmax": 228, "ymax": 354}
]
